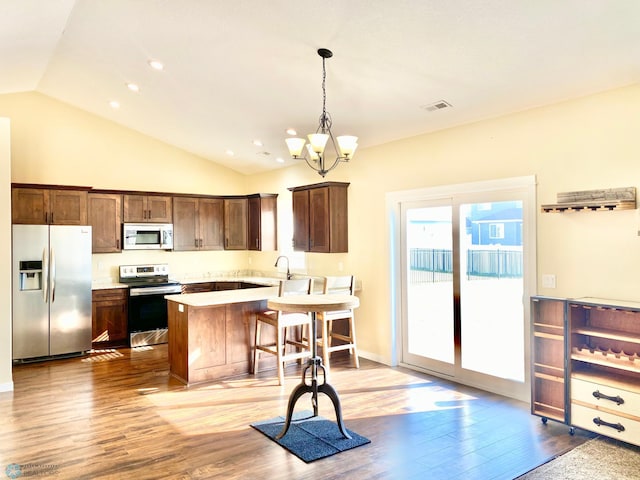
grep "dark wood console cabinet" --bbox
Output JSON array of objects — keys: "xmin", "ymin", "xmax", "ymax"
[{"xmin": 531, "ymin": 295, "xmax": 640, "ymax": 446}]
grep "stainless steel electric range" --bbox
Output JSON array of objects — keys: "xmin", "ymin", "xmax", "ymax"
[{"xmin": 119, "ymin": 263, "xmax": 182, "ymax": 347}]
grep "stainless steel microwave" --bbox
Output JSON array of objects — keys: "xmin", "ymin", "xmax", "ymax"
[{"xmin": 122, "ymin": 223, "xmax": 174, "ymax": 250}]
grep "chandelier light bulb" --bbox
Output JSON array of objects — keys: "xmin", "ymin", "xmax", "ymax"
[
  {"xmin": 308, "ymin": 133, "xmax": 329, "ymax": 154},
  {"xmin": 285, "ymin": 138, "xmax": 306, "ymax": 158},
  {"xmin": 337, "ymin": 135, "xmax": 358, "ymax": 158},
  {"xmin": 305, "ymin": 144, "xmax": 320, "ymax": 161}
]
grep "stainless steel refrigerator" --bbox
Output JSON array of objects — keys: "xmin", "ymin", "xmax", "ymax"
[{"xmin": 12, "ymin": 225, "xmax": 92, "ymax": 360}]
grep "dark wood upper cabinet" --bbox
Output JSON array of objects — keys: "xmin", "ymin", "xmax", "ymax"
[
  {"xmin": 173, "ymin": 196, "xmax": 224, "ymax": 251},
  {"xmin": 289, "ymin": 182, "xmax": 349, "ymax": 253},
  {"xmin": 291, "ymin": 189, "xmax": 310, "ymax": 251},
  {"xmin": 12, "ymin": 186, "xmax": 88, "ymax": 225},
  {"xmin": 247, "ymin": 194, "xmax": 278, "ymax": 251},
  {"xmin": 13, "ymin": 185, "xmax": 278, "ymax": 254},
  {"xmin": 88, "ymin": 193, "xmax": 122, "ymax": 253},
  {"xmin": 123, "ymin": 194, "xmax": 172, "ymax": 223},
  {"xmin": 224, "ymin": 198, "xmax": 248, "ymax": 250}
]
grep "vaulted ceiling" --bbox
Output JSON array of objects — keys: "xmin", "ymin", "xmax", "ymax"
[{"xmin": 2, "ymin": 1, "xmax": 639, "ymax": 174}]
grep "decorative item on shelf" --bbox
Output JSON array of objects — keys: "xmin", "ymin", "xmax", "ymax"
[
  {"xmin": 285, "ymin": 48, "xmax": 358, "ymax": 178},
  {"xmin": 541, "ymin": 187, "xmax": 636, "ymax": 212}
]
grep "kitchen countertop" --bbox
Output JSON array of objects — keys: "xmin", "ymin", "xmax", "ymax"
[
  {"xmin": 165, "ymin": 286, "xmax": 279, "ymax": 307},
  {"xmin": 91, "ymin": 281, "xmax": 128, "ymax": 290},
  {"xmin": 92, "ymin": 275, "xmax": 330, "ymax": 293}
]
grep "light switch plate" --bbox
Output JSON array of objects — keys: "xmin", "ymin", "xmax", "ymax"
[{"xmin": 542, "ymin": 274, "xmax": 556, "ymax": 289}]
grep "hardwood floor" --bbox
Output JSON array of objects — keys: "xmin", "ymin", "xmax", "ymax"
[{"xmin": 0, "ymin": 346, "xmax": 593, "ymax": 480}]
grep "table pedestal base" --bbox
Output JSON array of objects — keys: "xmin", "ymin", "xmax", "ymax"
[{"xmin": 276, "ymin": 357, "xmax": 351, "ymax": 440}]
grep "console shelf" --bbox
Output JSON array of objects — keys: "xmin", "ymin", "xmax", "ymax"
[{"xmin": 541, "ymin": 187, "xmax": 636, "ymax": 213}]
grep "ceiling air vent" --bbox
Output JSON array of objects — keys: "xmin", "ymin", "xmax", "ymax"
[{"xmin": 421, "ymin": 100, "xmax": 452, "ymax": 112}]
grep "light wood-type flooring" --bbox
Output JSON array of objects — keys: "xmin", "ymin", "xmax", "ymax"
[{"xmin": 0, "ymin": 346, "xmax": 593, "ymax": 480}]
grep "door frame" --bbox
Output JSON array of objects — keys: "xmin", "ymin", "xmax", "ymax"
[{"xmin": 386, "ymin": 176, "xmax": 537, "ymax": 402}]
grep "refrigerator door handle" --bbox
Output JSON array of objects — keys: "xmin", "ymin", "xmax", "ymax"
[
  {"xmin": 50, "ymin": 247, "xmax": 56, "ymax": 303},
  {"xmin": 42, "ymin": 247, "xmax": 49, "ymax": 302}
]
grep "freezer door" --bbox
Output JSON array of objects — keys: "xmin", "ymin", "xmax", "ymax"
[
  {"xmin": 12, "ymin": 225, "xmax": 50, "ymax": 359},
  {"xmin": 49, "ymin": 225, "xmax": 92, "ymax": 356}
]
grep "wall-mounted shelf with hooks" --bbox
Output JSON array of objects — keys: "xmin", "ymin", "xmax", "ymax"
[{"xmin": 541, "ymin": 187, "xmax": 636, "ymax": 213}]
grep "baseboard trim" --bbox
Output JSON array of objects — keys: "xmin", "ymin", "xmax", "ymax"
[{"xmin": 0, "ymin": 381, "xmax": 14, "ymax": 393}]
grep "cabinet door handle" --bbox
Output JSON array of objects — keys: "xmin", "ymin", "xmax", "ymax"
[
  {"xmin": 593, "ymin": 390, "xmax": 624, "ymax": 405},
  {"xmin": 117, "ymin": 239, "xmax": 120, "ymax": 249},
  {"xmin": 45, "ymin": 212, "xmax": 48, "ymax": 224},
  {"xmin": 194, "ymin": 239, "xmax": 198, "ymax": 248},
  {"xmin": 593, "ymin": 417, "xmax": 625, "ymax": 432},
  {"xmin": 199, "ymin": 239, "xmax": 203, "ymax": 248}
]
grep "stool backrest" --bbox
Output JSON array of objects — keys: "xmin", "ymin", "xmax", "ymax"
[
  {"xmin": 323, "ymin": 275, "xmax": 355, "ymax": 295},
  {"xmin": 279, "ymin": 278, "xmax": 312, "ymax": 296}
]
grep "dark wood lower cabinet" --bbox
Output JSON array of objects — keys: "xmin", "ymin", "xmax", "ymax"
[
  {"xmin": 92, "ymin": 288, "xmax": 128, "ymax": 348},
  {"xmin": 167, "ymin": 299, "xmax": 268, "ymax": 385}
]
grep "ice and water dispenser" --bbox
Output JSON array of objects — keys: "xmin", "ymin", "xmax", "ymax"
[{"xmin": 19, "ymin": 260, "xmax": 43, "ymax": 291}]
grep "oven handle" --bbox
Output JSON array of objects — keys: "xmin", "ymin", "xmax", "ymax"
[{"xmin": 129, "ymin": 286, "xmax": 182, "ymax": 296}]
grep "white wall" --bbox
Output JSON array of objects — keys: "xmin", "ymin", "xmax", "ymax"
[{"xmin": 0, "ymin": 118, "xmax": 12, "ymax": 391}]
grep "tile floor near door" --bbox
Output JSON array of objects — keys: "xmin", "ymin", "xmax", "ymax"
[{"xmin": 1, "ymin": 345, "xmax": 592, "ymax": 480}]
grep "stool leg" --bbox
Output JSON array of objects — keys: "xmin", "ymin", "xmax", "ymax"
[
  {"xmin": 322, "ymin": 319, "xmax": 331, "ymax": 374},
  {"xmin": 276, "ymin": 324, "xmax": 285, "ymax": 386},
  {"xmin": 349, "ymin": 317, "xmax": 360, "ymax": 369},
  {"xmin": 252, "ymin": 319, "xmax": 261, "ymax": 374}
]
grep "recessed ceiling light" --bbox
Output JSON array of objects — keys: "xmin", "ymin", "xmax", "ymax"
[
  {"xmin": 253, "ymin": 139, "xmax": 263, "ymax": 146},
  {"xmin": 126, "ymin": 83, "xmax": 140, "ymax": 92},
  {"xmin": 286, "ymin": 128, "xmax": 297, "ymax": 136},
  {"xmin": 276, "ymin": 157, "xmax": 285, "ymax": 163},
  {"xmin": 109, "ymin": 100, "xmax": 120, "ymax": 109},
  {"xmin": 225, "ymin": 149, "xmax": 234, "ymax": 156},
  {"xmin": 148, "ymin": 60, "xmax": 164, "ymax": 71}
]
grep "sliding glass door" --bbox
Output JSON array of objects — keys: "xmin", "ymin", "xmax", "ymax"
[
  {"xmin": 398, "ymin": 179, "xmax": 534, "ymax": 400},
  {"xmin": 401, "ymin": 201, "xmax": 455, "ymax": 375}
]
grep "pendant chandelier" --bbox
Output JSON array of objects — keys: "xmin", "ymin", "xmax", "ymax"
[{"xmin": 285, "ymin": 48, "xmax": 358, "ymax": 177}]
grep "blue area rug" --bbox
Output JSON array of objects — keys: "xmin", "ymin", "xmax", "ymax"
[{"xmin": 251, "ymin": 411, "xmax": 371, "ymax": 463}]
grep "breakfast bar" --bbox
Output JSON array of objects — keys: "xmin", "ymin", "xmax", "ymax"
[{"xmin": 165, "ymin": 286, "xmax": 278, "ymax": 385}]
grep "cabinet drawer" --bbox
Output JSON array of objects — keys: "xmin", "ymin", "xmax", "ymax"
[
  {"xmin": 571, "ymin": 403, "xmax": 640, "ymax": 446},
  {"xmin": 571, "ymin": 377, "xmax": 640, "ymax": 418}
]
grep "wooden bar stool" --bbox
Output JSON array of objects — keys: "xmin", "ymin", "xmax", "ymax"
[
  {"xmin": 316, "ymin": 275, "xmax": 360, "ymax": 374},
  {"xmin": 252, "ymin": 278, "xmax": 313, "ymax": 385}
]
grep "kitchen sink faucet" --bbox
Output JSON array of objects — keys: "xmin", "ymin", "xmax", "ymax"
[{"xmin": 274, "ymin": 256, "xmax": 291, "ymax": 280}]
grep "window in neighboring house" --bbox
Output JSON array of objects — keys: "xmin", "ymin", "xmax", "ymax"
[{"xmin": 489, "ymin": 223, "xmax": 504, "ymax": 239}]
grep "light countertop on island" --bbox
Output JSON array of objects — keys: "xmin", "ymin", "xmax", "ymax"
[{"xmin": 165, "ymin": 286, "xmax": 279, "ymax": 307}]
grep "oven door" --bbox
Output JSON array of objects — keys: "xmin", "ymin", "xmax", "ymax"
[{"xmin": 128, "ymin": 290, "xmax": 171, "ymax": 347}]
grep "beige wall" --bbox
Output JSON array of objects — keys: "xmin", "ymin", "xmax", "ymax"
[
  {"xmin": 247, "ymin": 83, "xmax": 640, "ymax": 364},
  {"xmin": 1, "ymin": 84, "xmax": 639, "ymax": 384},
  {"xmin": 0, "ymin": 118, "xmax": 12, "ymax": 391}
]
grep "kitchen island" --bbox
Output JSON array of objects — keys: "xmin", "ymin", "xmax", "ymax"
[{"xmin": 165, "ymin": 286, "xmax": 279, "ymax": 385}]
